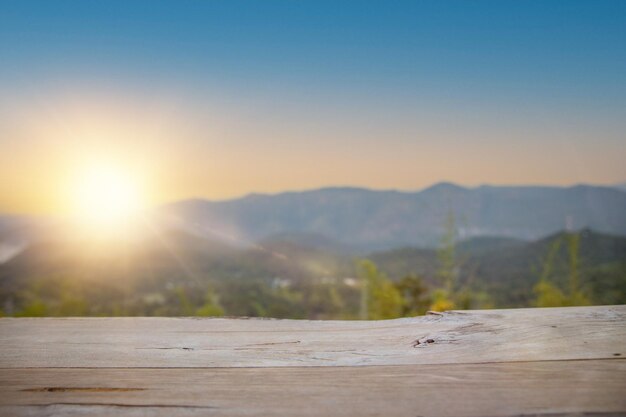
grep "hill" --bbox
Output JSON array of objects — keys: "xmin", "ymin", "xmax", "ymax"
[
  {"xmin": 0, "ymin": 182, "xmax": 625, "ymax": 317},
  {"xmin": 0, "ymin": 224, "xmax": 357, "ymax": 317},
  {"xmin": 160, "ymin": 183, "xmax": 626, "ymax": 251},
  {"xmin": 2, "ymin": 182, "xmax": 625, "ymax": 256},
  {"xmin": 0, "ymin": 224, "xmax": 624, "ymax": 317},
  {"xmin": 370, "ymin": 229, "xmax": 626, "ymax": 306}
]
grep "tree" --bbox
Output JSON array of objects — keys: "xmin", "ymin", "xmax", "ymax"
[
  {"xmin": 395, "ymin": 275, "xmax": 430, "ymax": 316},
  {"xmin": 431, "ymin": 212, "xmax": 457, "ymax": 311},
  {"xmin": 356, "ymin": 259, "xmax": 403, "ymax": 320},
  {"xmin": 534, "ymin": 232, "xmax": 590, "ymax": 307},
  {"xmin": 437, "ymin": 212, "xmax": 457, "ymax": 293},
  {"xmin": 306, "ymin": 281, "xmax": 344, "ymax": 319},
  {"xmin": 195, "ymin": 286, "xmax": 225, "ymax": 317},
  {"xmin": 534, "ymin": 280, "xmax": 568, "ymax": 307}
]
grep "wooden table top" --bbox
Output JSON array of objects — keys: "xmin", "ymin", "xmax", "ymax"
[{"xmin": 1, "ymin": 305, "xmax": 625, "ymax": 416}]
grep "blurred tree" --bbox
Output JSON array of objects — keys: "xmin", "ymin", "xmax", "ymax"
[
  {"xmin": 58, "ymin": 296, "xmax": 89, "ymax": 316},
  {"xmin": 357, "ymin": 259, "xmax": 403, "ymax": 319},
  {"xmin": 195, "ymin": 286, "xmax": 225, "ymax": 317},
  {"xmin": 431, "ymin": 212, "xmax": 457, "ymax": 311},
  {"xmin": 534, "ymin": 232, "xmax": 590, "ymax": 307},
  {"xmin": 534, "ymin": 280, "xmax": 568, "ymax": 307},
  {"xmin": 587, "ymin": 262, "xmax": 626, "ymax": 305},
  {"xmin": 218, "ymin": 280, "xmax": 305, "ymax": 318},
  {"xmin": 430, "ymin": 288, "xmax": 455, "ymax": 312},
  {"xmin": 394, "ymin": 275, "xmax": 430, "ymax": 316},
  {"xmin": 15, "ymin": 300, "xmax": 48, "ymax": 317},
  {"xmin": 306, "ymin": 282, "xmax": 344, "ymax": 319},
  {"xmin": 455, "ymin": 287, "xmax": 494, "ymax": 310},
  {"xmin": 437, "ymin": 212, "xmax": 457, "ymax": 293},
  {"xmin": 174, "ymin": 287, "xmax": 195, "ymax": 316}
]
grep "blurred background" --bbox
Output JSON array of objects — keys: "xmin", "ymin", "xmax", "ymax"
[{"xmin": 0, "ymin": 0, "xmax": 625, "ymax": 318}]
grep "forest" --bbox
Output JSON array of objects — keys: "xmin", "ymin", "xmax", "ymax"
[{"xmin": 2, "ymin": 224, "xmax": 624, "ymax": 319}]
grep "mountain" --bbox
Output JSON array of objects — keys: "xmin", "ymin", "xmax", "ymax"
[
  {"xmin": 370, "ymin": 229, "xmax": 626, "ymax": 306},
  {"xmin": 1, "ymin": 225, "xmax": 623, "ymax": 316},
  {"xmin": 613, "ymin": 182, "xmax": 626, "ymax": 191},
  {"xmin": 1, "ymin": 181, "xmax": 625, "ymax": 316},
  {"xmin": 159, "ymin": 183, "xmax": 626, "ymax": 251},
  {"xmin": 0, "ymin": 225, "xmax": 333, "ymax": 296},
  {"xmin": 0, "ymin": 223, "xmax": 359, "ymax": 317},
  {"xmin": 2, "ymin": 183, "xmax": 624, "ymax": 256}
]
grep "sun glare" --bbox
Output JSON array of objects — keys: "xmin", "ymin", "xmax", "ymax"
[{"xmin": 70, "ymin": 164, "xmax": 143, "ymax": 231}]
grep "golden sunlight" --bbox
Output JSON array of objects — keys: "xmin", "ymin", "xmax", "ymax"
[{"xmin": 69, "ymin": 163, "xmax": 144, "ymax": 231}]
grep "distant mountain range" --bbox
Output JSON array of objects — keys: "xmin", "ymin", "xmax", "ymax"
[
  {"xmin": 613, "ymin": 182, "xmax": 626, "ymax": 191},
  {"xmin": 159, "ymin": 182, "xmax": 626, "ymax": 251},
  {"xmin": 1, "ymin": 182, "xmax": 624, "ymax": 316},
  {"xmin": 1, "ymin": 182, "xmax": 626, "ymax": 258}
]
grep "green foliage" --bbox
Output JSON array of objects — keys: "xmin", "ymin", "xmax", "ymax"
[
  {"xmin": 58, "ymin": 296, "xmax": 89, "ymax": 316},
  {"xmin": 14, "ymin": 300, "xmax": 48, "ymax": 317},
  {"xmin": 455, "ymin": 287, "xmax": 494, "ymax": 310},
  {"xmin": 356, "ymin": 259, "xmax": 403, "ymax": 319},
  {"xmin": 305, "ymin": 282, "xmax": 345, "ymax": 319},
  {"xmin": 567, "ymin": 232, "xmax": 580, "ymax": 295},
  {"xmin": 533, "ymin": 280, "xmax": 590, "ymax": 307},
  {"xmin": 218, "ymin": 280, "xmax": 305, "ymax": 318},
  {"xmin": 394, "ymin": 275, "xmax": 430, "ymax": 316},
  {"xmin": 3, "ymin": 229, "xmax": 622, "ymax": 318},
  {"xmin": 370, "ymin": 279, "xmax": 404, "ymax": 319},
  {"xmin": 587, "ymin": 262, "xmax": 626, "ymax": 305},
  {"xmin": 174, "ymin": 287, "xmax": 195, "ymax": 316},
  {"xmin": 534, "ymin": 280, "xmax": 568, "ymax": 307},
  {"xmin": 431, "ymin": 212, "xmax": 458, "ymax": 311},
  {"xmin": 195, "ymin": 287, "xmax": 225, "ymax": 317},
  {"xmin": 430, "ymin": 288, "xmax": 455, "ymax": 312},
  {"xmin": 534, "ymin": 232, "xmax": 591, "ymax": 307},
  {"xmin": 437, "ymin": 212, "xmax": 457, "ymax": 293},
  {"xmin": 540, "ymin": 237, "xmax": 562, "ymax": 283}
]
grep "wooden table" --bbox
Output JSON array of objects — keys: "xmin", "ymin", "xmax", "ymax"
[{"xmin": 0, "ymin": 306, "xmax": 624, "ymax": 416}]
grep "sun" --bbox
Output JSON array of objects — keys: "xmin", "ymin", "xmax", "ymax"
[{"xmin": 70, "ymin": 163, "xmax": 144, "ymax": 231}]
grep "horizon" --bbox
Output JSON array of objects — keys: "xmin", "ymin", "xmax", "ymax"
[
  {"xmin": 1, "ymin": 180, "xmax": 625, "ymax": 217},
  {"xmin": 163, "ymin": 180, "xmax": 626, "ymax": 205},
  {"xmin": 2, "ymin": 179, "xmax": 626, "ymax": 218}
]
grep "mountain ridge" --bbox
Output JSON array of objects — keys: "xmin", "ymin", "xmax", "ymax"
[
  {"xmin": 1, "ymin": 182, "xmax": 625, "ymax": 255},
  {"xmin": 159, "ymin": 183, "xmax": 626, "ymax": 251}
]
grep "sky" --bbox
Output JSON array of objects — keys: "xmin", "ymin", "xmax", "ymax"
[{"xmin": 0, "ymin": 0, "xmax": 625, "ymax": 214}]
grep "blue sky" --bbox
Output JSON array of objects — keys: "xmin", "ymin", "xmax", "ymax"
[
  {"xmin": 2, "ymin": 1, "xmax": 625, "ymax": 97},
  {"xmin": 0, "ymin": 0, "xmax": 625, "ymax": 211},
  {"xmin": 0, "ymin": 0, "xmax": 626, "ymax": 94}
]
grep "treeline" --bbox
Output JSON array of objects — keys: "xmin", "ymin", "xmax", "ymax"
[
  {"xmin": 2, "ymin": 224, "xmax": 623, "ymax": 318},
  {"xmin": 3, "ymin": 261, "xmax": 463, "ymax": 319}
]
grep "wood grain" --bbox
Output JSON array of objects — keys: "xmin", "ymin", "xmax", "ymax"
[
  {"xmin": 0, "ymin": 306, "xmax": 624, "ymax": 416},
  {"xmin": 1, "ymin": 361, "xmax": 625, "ymax": 417},
  {"xmin": 0, "ymin": 306, "xmax": 624, "ymax": 368}
]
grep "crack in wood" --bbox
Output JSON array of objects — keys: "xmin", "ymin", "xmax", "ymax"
[
  {"xmin": 9, "ymin": 403, "xmax": 216, "ymax": 409},
  {"xmin": 241, "ymin": 340, "xmax": 301, "ymax": 347},
  {"xmin": 412, "ymin": 337, "xmax": 437, "ymax": 347},
  {"xmin": 21, "ymin": 387, "xmax": 145, "ymax": 393},
  {"xmin": 135, "ymin": 347, "xmax": 195, "ymax": 351}
]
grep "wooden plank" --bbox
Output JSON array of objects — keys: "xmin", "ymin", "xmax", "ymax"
[
  {"xmin": 0, "ymin": 306, "xmax": 624, "ymax": 368},
  {"xmin": 0, "ymin": 306, "xmax": 624, "ymax": 416},
  {"xmin": 0, "ymin": 360, "xmax": 625, "ymax": 417}
]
